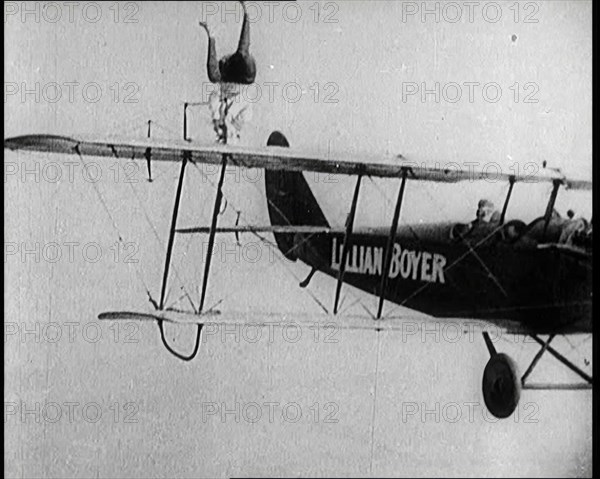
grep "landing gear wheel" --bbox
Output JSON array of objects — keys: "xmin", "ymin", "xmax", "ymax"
[{"xmin": 482, "ymin": 353, "xmax": 521, "ymax": 418}]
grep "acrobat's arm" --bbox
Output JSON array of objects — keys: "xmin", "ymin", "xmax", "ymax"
[{"xmin": 199, "ymin": 21, "xmax": 221, "ymax": 83}]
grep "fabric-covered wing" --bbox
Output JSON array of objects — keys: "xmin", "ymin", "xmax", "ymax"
[
  {"xmin": 4, "ymin": 134, "xmax": 592, "ymax": 189},
  {"xmin": 98, "ymin": 308, "xmax": 542, "ymax": 336}
]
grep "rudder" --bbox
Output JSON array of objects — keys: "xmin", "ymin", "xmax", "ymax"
[{"xmin": 265, "ymin": 131, "xmax": 330, "ymax": 261}]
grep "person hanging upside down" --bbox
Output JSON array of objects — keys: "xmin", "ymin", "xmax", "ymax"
[{"xmin": 199, "ymin": 0, "xmax": 256, "ymax": 144}]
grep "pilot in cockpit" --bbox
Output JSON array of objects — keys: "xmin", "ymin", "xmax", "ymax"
[
  {"xmin": 451, "ymin": 198, "xmax": 502, "ymax": 240},
  {"xmin": 559, "ymin": 209, "xmax": 592, "ymax": 248},
  {"xmin": 472, "ymin": 199, "xmax": 501, "ymax": 229}
]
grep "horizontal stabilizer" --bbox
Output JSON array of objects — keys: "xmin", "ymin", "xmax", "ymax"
[{"xmin": 175, "ymin": 225, "xmax": 341, "ymax": 234}]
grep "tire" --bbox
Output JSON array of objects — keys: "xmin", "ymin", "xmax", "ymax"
[{"xmin": 482, "ymin": 353, "xmax": 521, "ymax": 418}]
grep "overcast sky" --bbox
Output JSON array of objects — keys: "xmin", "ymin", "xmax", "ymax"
[
  {"xmin": 5, "ymin": 1, "xmax": 592, "ymax": 174},
  {"xmin": 5, "ymin": 0, "xmax": 593, "ymax": 225}
]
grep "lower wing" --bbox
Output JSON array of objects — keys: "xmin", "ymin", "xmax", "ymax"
[{"xmin": 98, "ymin": 308, "xmax": 536, "ymax": 335}]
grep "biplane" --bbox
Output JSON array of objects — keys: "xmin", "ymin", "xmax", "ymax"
[{"xmin": 4, "ymin": 127, "xmax": 593, "ymax": 419}]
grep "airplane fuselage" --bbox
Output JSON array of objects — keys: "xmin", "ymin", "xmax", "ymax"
[{"xmin": 293, "ymin": 223, "xmax": 592, "ymax": 334}]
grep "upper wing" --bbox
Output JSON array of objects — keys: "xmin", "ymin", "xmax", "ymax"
[{"xmin": 4, "ymin": 134, "xmax": 592, "ymax": 189}]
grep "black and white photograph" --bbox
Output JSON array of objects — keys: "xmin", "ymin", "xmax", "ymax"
[{"xmin": 4, "ymin": 1, "xmax": 592, "ymax": 477}]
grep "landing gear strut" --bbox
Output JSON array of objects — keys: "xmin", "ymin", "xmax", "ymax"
[
  {"xmin": 481, "ymin": 332, "xmax": 521, "ymax": 418},
  {"xmin": 480, "ymin": 330, "xmax": 592, "ymax": 418}
]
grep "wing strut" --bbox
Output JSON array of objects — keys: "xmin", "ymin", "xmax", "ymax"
[
  {"xmin": 157, "ymin": 319, "xmax": 203, "ymax": 361},
  {"xmin": 199, "ymin": 153, "xmax": 229, "ymax": 312},
  {"xmin": 144, "ymin": 120, "xmax": 153, "ymax": 182},
  {"xmin": 159, "ymin": 154, "xmax": 189, "ymax": 310},
  {"xmin": 183, "ymin": 103, "xmax": 190, "ymax": 142},
  {"xmin": 527, "ymin": 334, "xmax": 592, "ymax": 384},
  {"xmin": 499, "ymin": 175, "xmax": 515, "ymax": 225},
  {"xmin": 333, "ymin": 173, "xmax": 363, "ymax": 315},
  {"xmin": 542, "ymin": 179, "xmax": 561, "ymax": 239},
  {"xmin": 521, "ymin": 334, "xmax": 556, "ymax": 384},
  {"xmin": 157, "ymin": 152, "xmax": 204, "ymax": 361},
  {"xmin": 377, "ymin": 168, "xmax": 408, "ymax": 319}
]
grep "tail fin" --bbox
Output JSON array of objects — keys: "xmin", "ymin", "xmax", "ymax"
[{"xmin": 265, "ymin": 131, "xmax": 330, "ymax": 261}]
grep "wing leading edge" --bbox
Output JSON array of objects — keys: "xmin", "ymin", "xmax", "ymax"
[
  {"xmin": 4, "ymin": 133, "xmax": 592, "ymax": 189},
  {"xmin": 99, "ymin": 308, "xmax": 546, "ymax": 336}
]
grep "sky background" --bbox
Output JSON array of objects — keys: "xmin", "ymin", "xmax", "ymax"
[
  {"xmin": 5, "ymin": 1, "xmax": 592, "ymax": 477},
  {"xmin": 5, "ymin": 0, "xmax": 593, "ymax": 222}
]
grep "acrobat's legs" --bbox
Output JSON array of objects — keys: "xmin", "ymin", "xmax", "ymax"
[
  {"xmin": 215, "ymin": 1, "xmax": 256, "ymax": 84},
  {"xmin": 237, "ymin": 1, "xmax": 250, "ymax": 54},
  {"xmin": 199, "ymin": 21, "xmax": 221, "ymax": 83}
]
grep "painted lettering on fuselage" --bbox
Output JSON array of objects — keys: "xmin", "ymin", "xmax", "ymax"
[{"xmin": 330, "ymin": 238, "xmax": 446, "ymax": 284}]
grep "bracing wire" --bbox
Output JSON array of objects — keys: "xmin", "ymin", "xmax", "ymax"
[{"xmin": 74, "ymin": 145, "xmax": 156, "ymax": 306}]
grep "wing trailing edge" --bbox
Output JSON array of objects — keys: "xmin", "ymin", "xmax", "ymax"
[{"xmin": 4, "ymin": 133, "xmax": 592, "ymax": 189}]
